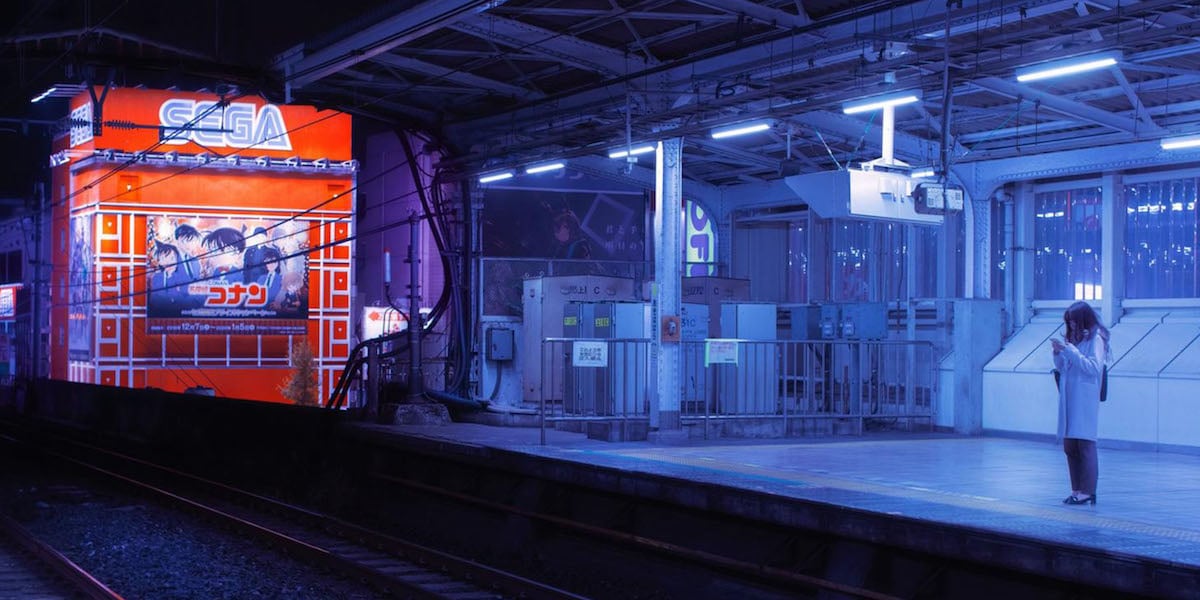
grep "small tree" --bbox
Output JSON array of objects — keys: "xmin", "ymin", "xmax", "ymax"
[{"xmin": 280, "ymin": 337, "xmax": 320, "ymax": 406}]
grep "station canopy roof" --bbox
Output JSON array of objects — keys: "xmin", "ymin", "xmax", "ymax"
[{"xmin": 3, "ymin": 0, "xmax": 1199, "ymax": 194}]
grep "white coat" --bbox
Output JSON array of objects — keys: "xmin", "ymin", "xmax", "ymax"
[{"xmin": 1052, "ymin": 330, "xmax": 1107, "ymax": 442}]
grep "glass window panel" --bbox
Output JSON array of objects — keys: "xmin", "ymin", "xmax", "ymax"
[
  {"xmin": 915, "ymin": 225, "xmax": 939, "ymax": 298},
  {"xmin": 786, "ymin": 220, "xmax": 808, "ymax": 302},
  {"xmin": 1124, "ymin": 177, "xmax": 1199, "ymax": 298},
  {"xmin": 830, "ymin": 220, "xmax": 940, "ymax": 302},
  {"xmin": 991, "ymin": 200, "xmax": 1008, "ymax": 300},
  {"xmin": 1034, "ymin": 187, "xmax": 1102, "ymax": 300}
]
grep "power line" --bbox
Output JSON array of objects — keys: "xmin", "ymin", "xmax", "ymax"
[
  {"xmin": 54, "ymin": 154, "xmax": 415, "ymax": 292},
  {"xmin": 51, "ymin": 185, "xmax": 427, "ymax": 308}
]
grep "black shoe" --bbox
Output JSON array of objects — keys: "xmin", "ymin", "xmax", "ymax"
[{"xmin": 1064, "ymin": 494, "xmax": 1096, "ymax": 505}]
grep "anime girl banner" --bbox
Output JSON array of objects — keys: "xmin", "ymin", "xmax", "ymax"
[
  {"xmin": 482, "ymin": 187, "xmax": 646, "ymax": 260},
  {"xmin": 146, "ymin": 216, "xmax": 310, "ymax": 335}
]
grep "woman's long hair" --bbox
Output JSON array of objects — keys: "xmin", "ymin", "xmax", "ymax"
[{"xmin": 1064, "ymin": 301, "xmax": 1110, "ymax": 353}]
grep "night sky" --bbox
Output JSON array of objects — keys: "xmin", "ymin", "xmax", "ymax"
[{"xmin": 0, "ymin": 0, "xmax": 397, "ymax": 206}]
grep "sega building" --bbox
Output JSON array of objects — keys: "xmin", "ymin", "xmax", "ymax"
[{"xmin": 49, "ymin": 87, "xmax": 355, "ymax": 402}]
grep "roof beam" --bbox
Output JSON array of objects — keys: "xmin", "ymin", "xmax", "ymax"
[
  {"xmin": 280, "ymin": 0, "xmax": 502, "ymax": 89},
  {"xmin": 490, "ymin": 7, "xmax": 739, "ymax": 22},
  {"xmin": 370, "ymin": 52, "xmax": 536, "ymax": 98},
  {"xmin": 1111, "ymin": 68, "xmax": 1157, "ymax": 130},
  {"xmin": 969, "ymin": 77, "xmax": 1156, "ymax": 135},
  {"xmin": 682, "ymin": 0, "xmax": 811, "ymax": 29},
  {"xmin": 452, "ymin": 13, "xmax": 645, "ymax": 77},
  {"xmin": 789, "ymin": 111, "xmax": 941, "ymax": 165},
  {"xmin": 691, "ymin": 137, "xmax": 781, "ymax": 170}
]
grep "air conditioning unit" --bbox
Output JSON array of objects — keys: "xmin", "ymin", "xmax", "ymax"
[{"xmin": 784, "ymin": 168, "xmax": 943, "ymax": 224}]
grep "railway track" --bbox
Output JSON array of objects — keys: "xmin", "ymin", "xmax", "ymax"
[
  {"xmin": 0, "ymin": 509, "xmax": 123, "ymax": 600},
  {"xmin": 0, "ymin": 421, "xmax": 584, "ymax": 600},
  {"xmin": 368, "ymin": 471, "xmax": 904, "ymax": 600}
]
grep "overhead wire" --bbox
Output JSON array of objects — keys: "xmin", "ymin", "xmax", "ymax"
[
  {"xmin": 56, "ymin": 153, "xmax": 416, "ymax": 292},
  {"xmin": 35, "ymin": 1, "xmax": 656, "ymax": 398},
  {"xmin": 53, "ymin": 184, "xmax": 425, "ymax": 308}
]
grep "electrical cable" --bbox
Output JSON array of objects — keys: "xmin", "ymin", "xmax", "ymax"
[
  {"xmin": 49, "ymin": 90, "xmax": 255, "ymax": 214},
  {"xmin": 22, "ymin": 1, "xmax": 131, "ymax": 87},
  {"xmin": 56, "ymin": 185, "xmax": 439, "ymax": 309},
  {"xmin": 28, "ymin": 12, "xmax": 582, "ymax": 394},
  {"xmin": 53, "ymin": 183, "xmax": 425, "ymax": 308},
  {"xmin": 55, "ymin": 153, "xmax": 416, "ymax": 293}
]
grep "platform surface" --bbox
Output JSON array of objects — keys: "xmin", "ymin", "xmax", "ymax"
[{"xmin": 373, "ymin": 421, "xmax": 1200, "ymax": 569}]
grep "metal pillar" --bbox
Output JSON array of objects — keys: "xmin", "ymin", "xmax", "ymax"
[{"xmin": 653, "ymin": 138, "xmax": 683, "ymax": 430}]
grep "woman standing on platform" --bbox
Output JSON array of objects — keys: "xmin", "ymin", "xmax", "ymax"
[{"xmin": 1050, "ymin": 301, "xmax": 1110, "ymax": 506}]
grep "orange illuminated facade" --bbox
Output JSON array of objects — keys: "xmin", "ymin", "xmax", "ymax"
[{"xmin": 49, "ymin": 87, "xmax": 354, "ymax": 402}]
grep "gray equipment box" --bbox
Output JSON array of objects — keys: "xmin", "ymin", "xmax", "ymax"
[
  {"xmin": 787, "ymin": 304, "xmax": 828, "ymax": 340},
  {"xmin": 563, "ymin": 301, "xmax": 650, "ymax": 416},
  {"xmin": 839, "ymin": 302, "xmax": 888, "ymax": 340},
  {"xmin": 522, "ymin": 276, "xmax": 638, "ymax": 403},
  {"xmin": 717, "ymin": 302, "xmax": 778, "ymax": 415},
  {"xmin": 790, "ymin": 303, "xmax": 887, "ymax": 340},
  {"xmin": 682, "ymin": 277, "xmax": 751, "ymax": 336}
]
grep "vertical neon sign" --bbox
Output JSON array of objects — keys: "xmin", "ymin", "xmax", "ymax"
[{"xmin": 685, "ymin": 199, "xmax": 716, "ymax": 276}]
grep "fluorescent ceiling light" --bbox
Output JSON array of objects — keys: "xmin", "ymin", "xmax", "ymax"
[
  {"xmin": 608, "ymin": 145, "xmax": 656, "ymax": 159},
  {"xmin": 478, "ymin": 171, "xmax": 514, "ymax": 183},
  {"xmin": 30, "ymin": 87, "xmax": 57, "ymax": 103},
  {"xmin": 711, "ymin": 122, "xmax": 771, "ymax": 139},
  {"xmin": 910, "ymin": 169, "xmax": 936, "ymax": 179},
  {"xmin": 842, "ymin": 92, "xmax": 921, "ymax": 114},
  {"xmin": 1161, "ymin": 135, "xmax": 1200, "ymax": 151},
  {"xmin": 525, "ymin": 162, "xmax": 565, "ymax": 174},
  {"xmin": 1015, "ymin": 54, "xmax": 1119, "ymax": 82}
]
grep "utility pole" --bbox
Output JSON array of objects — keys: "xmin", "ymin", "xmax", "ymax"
[{"xmin": 30, "ymin": 183, "xmax": 44, "ymax": 379}]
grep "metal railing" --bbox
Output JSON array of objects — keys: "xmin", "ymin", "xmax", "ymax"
[
  {"xmin": 681, "ymin": 339, "xmax": 938, "ymax": 435},
  {"xmin": 536, "ymin": 337, "xmax": 939, "ymax": 443},
  {"xmin": 538, "ymin": 338, "xmax": 652, "ymax": 444}
]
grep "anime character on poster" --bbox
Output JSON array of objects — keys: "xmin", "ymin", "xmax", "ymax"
[
  {"xmin": 1050, "ymin": 301, "xmax": 1111, "ymax": 506},
  {"xmin": 550, "ymin": 207, "xmax": 592, "ymax": 259}
]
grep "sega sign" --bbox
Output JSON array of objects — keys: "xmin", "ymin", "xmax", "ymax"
[{"xmin": 158, "ymin": 99, "xmax": 292, "ymax": 151}]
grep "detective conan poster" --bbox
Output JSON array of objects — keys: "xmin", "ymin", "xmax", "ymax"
[{"xmin": 145, "ymin": 216, "xmax": 309, "ymax": 335}]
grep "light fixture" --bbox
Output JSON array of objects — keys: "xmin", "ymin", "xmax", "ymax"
[
  {"xmin": 608, "ymin": 145, "xmax": 656, "ymax": 159},
  {"xmin": 30, "ymin": 87, "xmax": 58, "ymax": 103},
  {"xmin": 842, "ymin": 92, "xmax": 921, "ymax": 115},
  {"xmin": 710, "ymin": 121, "xmax": 771, "ymax": 139},
  {"xmin": 478, "ymin": 171, "xmax": 514, "ymax": 183},
  {"xmin": 29, "ymin": 83, "xmax": 87, "ymax": 104},
  {"xmin": 525, "ymin": 162, "xmax": 565, "ymax": 174},
  {"xmin": 910, "ymin": 168, "xmax": 936, "ymax": 179},
  {"xmin": 1160, "ymin": 134, "xmax": 1200, "ymax": 151},
  {"xmin": 1015, "ymin": 53, "xmax": 1119, "ymax": 83}
]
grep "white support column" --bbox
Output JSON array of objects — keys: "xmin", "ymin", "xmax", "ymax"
[
  {"xmin": 1002, "ymin": 191, "xmax": 1017, "ymax": 336},
  {"xmin": 1013, "ymin": 181, "xmax": 1036, "ymax": 327},
  {"xmin": 653, "ymin": 138, "xmax": 683, "ymax": 431},
  {"xmin": 1100, "ymin": 172, "xmax": 1123, "ymax": 327}
]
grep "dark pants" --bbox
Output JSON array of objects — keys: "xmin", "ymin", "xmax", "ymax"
[{"xmin": 1063, "ymin": 438, "xmax": 1098, "ymax": 495}]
